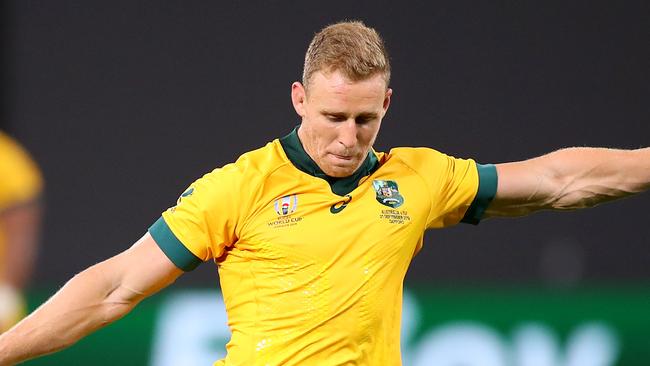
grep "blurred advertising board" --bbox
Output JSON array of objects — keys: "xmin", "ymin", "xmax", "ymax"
[{"xmin": 22, "ymin": 286, "xmax": 650, "ymax": 365}]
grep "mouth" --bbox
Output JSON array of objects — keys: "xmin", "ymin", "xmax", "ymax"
[
  {"xmin": 331, "ymin": 153, "xmax": 353, "ymax": 161},
  {"xmin": 322, "ymin": 153, "xmax": 361, "ymax": 177}
]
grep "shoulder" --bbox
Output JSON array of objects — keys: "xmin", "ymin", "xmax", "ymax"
[
  {"xmin": 381, "ymin": 147, "xmax": 481, "ymax": 190},
  {"xmin": 383, "ymin": 147, "xmax": 459, "ymax": 172},
  {"xmin": 196, "ymin": 139, "xmax": 290, "ymax": 190},
  {"xmin": 229, "ymin": 139, "xmax": 288, "ymax": 174},
  {"xmin": 386, "ymin": 146, "xmax": 448, "ymax": 159}
]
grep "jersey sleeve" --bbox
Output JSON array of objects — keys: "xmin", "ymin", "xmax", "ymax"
[
  {"xmin": 460, "ymin": 163, "xmax": 498, "ymax": 225},
  {"xmin": 0, "ymin": 132, "xmax": 43, "ymax": 211},
  {"xmin": 148, "ymin": 162, "xmax": 245, "ymax": 271},
  {"xmin": 401, "ymin": 148, "xmax": 497, "ymax": 228}
]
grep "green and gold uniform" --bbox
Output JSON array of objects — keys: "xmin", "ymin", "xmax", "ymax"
[
  {"xmin": 0, "ymin": 131, "xmax": 43, "ymax": 330},
  {"xmin": 150, "ymin": 129, "xmax": 497, "ymax": 365}
]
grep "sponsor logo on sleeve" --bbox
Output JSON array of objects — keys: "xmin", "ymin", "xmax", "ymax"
[{"xmin": 170, "ymin": 187, "xmax": 195, "ymax": 213}]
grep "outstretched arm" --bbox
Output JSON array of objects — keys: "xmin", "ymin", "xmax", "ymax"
[
  {"xmin": 0, "ymin": 233, "xmax": 182, "ymax": 365},
  {"xmin": 485, "ymin": 147, "xmax": 650, "ymax": 217}
]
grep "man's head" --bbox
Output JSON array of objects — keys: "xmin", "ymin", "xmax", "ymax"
[
  {"xmin": 292, "ymin": 21, "xmax": 392, "ymax": 178},
  {"xmin": 302, "ymin": 21, "xmax": 391, "ymax": 92}
]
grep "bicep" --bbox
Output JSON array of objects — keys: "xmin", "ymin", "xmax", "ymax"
[
  {"xmin": 101, "ymin": 233, "xmax": 183, "ymax": 305},
  {"xmin": 484, "ymin": 158, "xmax": 559, "ymax": 218}
]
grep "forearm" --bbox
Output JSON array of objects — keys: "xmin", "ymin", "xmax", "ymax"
[
  {"xmin": 0, "ymin": 263, "xmax": 139, "ymax": 365},
  {"xmin": 488, "ymin": 147, "xmax": 650, "ymax": 217},
  {"xmin": 546, "ymin": 147, "xmax": 650, "ymax": 209},
  {"xmin": 0, "ymin": 234, "xmax": 182, "ymax": 365}
]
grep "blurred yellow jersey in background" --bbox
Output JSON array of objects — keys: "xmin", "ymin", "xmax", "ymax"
[
  {"xmin": 150, "ymin": 129, "xmax": 497, "ymax": 365},
  {"xmin": 0, "ymin": 131, "xmax": 43, "ymax": 331}
]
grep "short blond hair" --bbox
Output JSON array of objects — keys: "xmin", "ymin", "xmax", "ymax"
[{"xmin": 302, "ymin": 21, "xmax": 391, "ymax": 90}]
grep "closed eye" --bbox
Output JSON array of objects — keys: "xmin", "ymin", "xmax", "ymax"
[
  {"xmin": 355, "ymin": 116, "xmax": 374, "ymax": 124},
  {"xmin": 325, "ymin": 114, "xmax": 347, "ymax": 122},
  {"xmin": 356, "ymin": 113, "xmax": 378, "ymax": 124},
  {"xmin": 322, "ymin": 111, "xmax": 379, "ymax": 124}
]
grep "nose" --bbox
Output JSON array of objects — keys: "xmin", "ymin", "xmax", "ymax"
[{"xmin": 337, "ymin": 119, "xmax": 358, "ymax": 149}]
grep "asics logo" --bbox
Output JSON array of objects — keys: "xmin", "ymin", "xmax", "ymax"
[{"xmin": 330, "ymin": 195, "xmax": 352, "ymax": 214}]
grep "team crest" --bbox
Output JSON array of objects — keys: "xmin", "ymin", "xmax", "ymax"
[
  {"xmin": 372, "ymin": 180, "xmax": 404, "ymax": 208},
  {"xmin": 274, "ymin": 194, "xmax": 298, "ymax": 216}
]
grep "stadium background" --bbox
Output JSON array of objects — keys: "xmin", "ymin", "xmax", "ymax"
[{"xmin": 2, "ymin": 1, "xmax": 649, "ymax": 365}]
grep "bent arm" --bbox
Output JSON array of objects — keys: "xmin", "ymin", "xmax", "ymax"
[
  {"xmin": 0, "ymin": 233, "xmax": 183, "ymax": 365},
  {"xmin": 485, "ymin": 147, "xmax": 650, "ymax": 217}
]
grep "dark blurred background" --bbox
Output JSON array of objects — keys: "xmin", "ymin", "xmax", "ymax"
[{"xmin": 3, "ymin": 0, "xmax": 649, "ymax": 288}]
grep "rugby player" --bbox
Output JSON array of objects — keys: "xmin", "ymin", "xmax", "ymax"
[
  {"xmin": 0, "ymin": 21, "xmax": 648, "ymax": 365},
  {"xmin": 0, "ymin": 131, "xmax": 43, "ymax": 333}
]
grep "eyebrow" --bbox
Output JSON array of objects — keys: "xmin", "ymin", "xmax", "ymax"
[{"xmin": 321, "ymin": 110, "xmax": 379, "ymax": 119}]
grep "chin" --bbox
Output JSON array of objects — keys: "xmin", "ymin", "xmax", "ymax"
[
  {"xmin": 328, "ymin": 171, "xmax": 352, "ymax": 178},
  {"xmin": 320, "ymin": 156, "xmax": 361, "ymax": 177},
  {"xmin": 325, "ymin": 166, "xmax": 356, "ymax": 178}
]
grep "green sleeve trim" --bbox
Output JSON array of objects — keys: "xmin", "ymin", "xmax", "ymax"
[
  {"xmin": 461, "ymin": 164, "xmax": 498, "ymax": 225},
  {"xmin": 148, "ymin": 217, "xmax": 202, "ymax": 271}
]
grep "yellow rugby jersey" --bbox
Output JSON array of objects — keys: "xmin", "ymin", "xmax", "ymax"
[{"xmin": 149, "ymin": 128, "xmax": 497, "ymax": 366}]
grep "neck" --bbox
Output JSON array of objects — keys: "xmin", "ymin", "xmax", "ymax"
[{"xmin": 279, "ymin": 127, "xmax": 380, "ymax": 196}]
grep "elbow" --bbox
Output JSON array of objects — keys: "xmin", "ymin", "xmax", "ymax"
[
  {"xmin": 542, "ymin": 171, "xmax": 592, "ymax": 210},
  {"xmin": 99, "ymin": 285, "xmax": 145, "ymax": 324},
  {"xmin": 550, "ymin": 193, "xmax": 596, "ymax": 210},
  {"xmin": 100, "ymin": 300, "xmax": 137, "ymax": 325},
  {"xmin": 68, "ymin": 265, "xmax": 140, "ymax": 326},
  {"xmin": 549, "ymin": 185, "xmax": 631, "ymax": 210},
  {"xmin": 543, "ymin": 165, "xmax": 607, "ymax": 210}
]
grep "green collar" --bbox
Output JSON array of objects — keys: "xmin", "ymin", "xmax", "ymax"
[{"xmin": 279, "ymin": 127, "xmax": 379, "ymax": 196}]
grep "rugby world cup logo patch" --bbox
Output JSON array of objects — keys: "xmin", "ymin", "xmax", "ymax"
[
  {"xmin": 372, "ymin": 180, "xmax": 404, "ymax": 208},
  {"xmin": 274, "ymin": 194, "xmax": 298, "ymax": 216}
]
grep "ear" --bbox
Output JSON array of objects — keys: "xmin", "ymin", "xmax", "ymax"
[
  {"xmin": 291, "ymin": 82, "xmax": 307, "ymax": 117},
  {"xmin": 382, "ymin": 88, "xmax": 393, "ymax": 115}
]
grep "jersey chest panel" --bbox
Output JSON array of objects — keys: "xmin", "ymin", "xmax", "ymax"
[{"xmin": 232, "ymin": 162, "xmax": 430, "ymax": 275}]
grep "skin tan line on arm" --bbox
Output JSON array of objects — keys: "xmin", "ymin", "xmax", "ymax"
[
  {"xmin": 486, "ymin": 147, "xmax": 650, "ymax": 218},
  {"xmin": 0, "ymin": 233, "xmax": 183, "ymax": 366}
]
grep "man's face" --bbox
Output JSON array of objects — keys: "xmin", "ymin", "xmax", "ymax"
[{"xmin": 291, "ymin": 70, "xmax": 392, "ymax": 178}]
